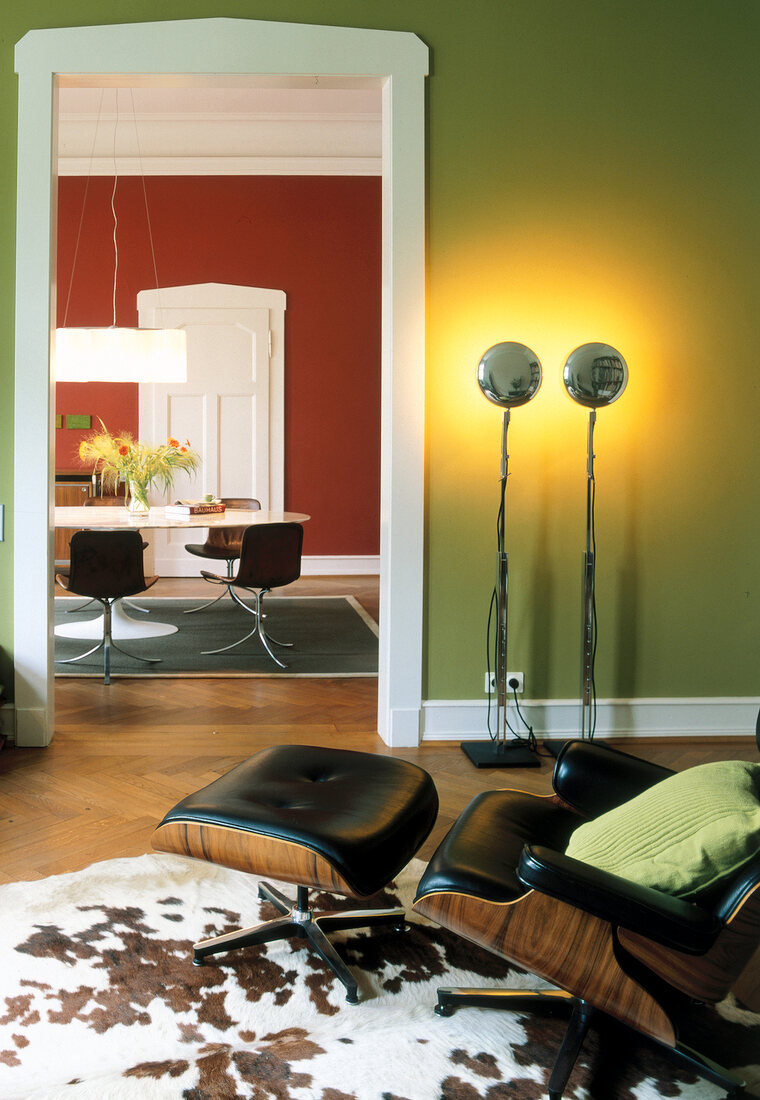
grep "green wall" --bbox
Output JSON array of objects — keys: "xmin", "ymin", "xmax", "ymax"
[{"xmin": 1, "ymin": 1, "xmax": 758, "ymax": 706}]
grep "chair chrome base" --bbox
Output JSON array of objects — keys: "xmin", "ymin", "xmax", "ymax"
[
  {"xmin": 201, "ymin": 586, "xmax": 292, "ymax": 667},
  {"xmin": 184, "ymin": 558, "xmax": 236, "ymax": 614},
  {"xmin": 434, "ymin": 988, "xmax": 746, "ymax": 1099},
  {"xmin": 65, "ymin": 597, "xmax": 150, "ymax": 615},
  {"xmin": 55, "ymin": 598, "xmax": 161, "ymax": 685},
  {"xmin": 193, "ymin": 881, "xmax": 407, "ymax": 1003}
]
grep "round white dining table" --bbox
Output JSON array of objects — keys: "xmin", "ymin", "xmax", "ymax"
[{"xmin": 54, "ymin": 506, "xmax": 310, "ymax": 641}]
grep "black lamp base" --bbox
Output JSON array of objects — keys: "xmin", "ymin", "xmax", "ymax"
[{"xmin": 461, "ymin": 740, "xmax": 540, "ymax": 769}]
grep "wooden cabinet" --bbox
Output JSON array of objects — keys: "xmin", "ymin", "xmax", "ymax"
[{"xmin": 54, "ymin": 479, "xmax": 91, "ymax": 563}]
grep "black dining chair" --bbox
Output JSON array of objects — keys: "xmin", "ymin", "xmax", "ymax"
[
  {"xmin": 55, "ymin": 529, "xmax": 161, "ymax": 685},
  {"xmin": 183, "ymin": 497, "xmax": 261, "ymax": 614},
  {"xmin": 200, "ymin": 522, "xmax": 303, "ymax": 667},
  {"xmin": 58, "ymin": 496, "xmax": 152, "ymax": 615}
]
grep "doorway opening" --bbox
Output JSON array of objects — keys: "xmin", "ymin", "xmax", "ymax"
[{"xmin": 14, "ymin": 19, "xmax": 427, "ymax": 748}]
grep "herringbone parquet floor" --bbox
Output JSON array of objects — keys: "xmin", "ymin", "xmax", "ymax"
[{"xmin": 2, "ymin": 575, "xmax": 758, "ymax": 1006}]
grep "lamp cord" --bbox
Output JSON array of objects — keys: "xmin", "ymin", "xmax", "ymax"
[
  {"xmin": 110, "ymin": 175, "xmax": 119, "ymax": 328},
  {"xmin": 485, "ymin": 470, "xmax": 537, "ymax": 752},
  {"xmin": 129, "ymin": 89, "xmax": 162, "ymax": 297},
  {"xmin": 62, "ymin": 87, "xmax": 163, "ymax": 332},
  {"xmin": 108, "ymin": 88, "xmax": 120, "ymax": 328},
  {"xmin": 486, "ymin": 474, "xmax": 515, "ymax": 741},
  {"xmin": 61, "ymin": 88, "xmax": 105, "ymax": 328}
]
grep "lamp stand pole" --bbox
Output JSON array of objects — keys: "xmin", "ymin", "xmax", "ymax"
[
  {"xmin": 495, "ymin": 409, "xmax": 510, "ymax": 746},
  {"xmin": 461, "ymin": 408, "xmax": 537, "ymax": 768},
  {"xmin": 581, "ymin": 409, "xmax": 597, "ymax": 740},
  {"xmin": 543, "ymin": 407, "xmax": 597, "ymax": 757}
]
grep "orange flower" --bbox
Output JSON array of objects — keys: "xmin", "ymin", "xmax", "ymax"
[
  {"xmin": 118, "ymin": 444, "xmax": 130, "ymax": 457},
  {"xmin": 168, "ymin": 437, "xmax": 180, "ymax": 448},
  {"xmin": 180, "ymin": 446, "xmax": 187, "ymax": 453}
]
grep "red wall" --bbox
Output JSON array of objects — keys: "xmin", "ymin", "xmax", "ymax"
[{"xmin": 56, "ymin": 175, "xmax": 382, "ymax": 557}]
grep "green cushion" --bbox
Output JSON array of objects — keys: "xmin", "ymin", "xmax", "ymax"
[{"xmin": 565, "ymin": 760, "xmax": 760, "ymax": 898}]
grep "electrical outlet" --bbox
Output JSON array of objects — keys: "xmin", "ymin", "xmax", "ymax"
[
  {"xmin": 484, "ymin": 671, "xmax": 524, "ymax": 694},
  {"xmin": 507, "ymin": 671, "xmax": 524, "ymax": 693}
]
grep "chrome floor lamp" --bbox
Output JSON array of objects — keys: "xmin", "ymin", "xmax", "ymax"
[
  {"xmin": 462, "ymin": 342, "xmax": 542, "ymax": 768},
  {"xmin": 563, "ymin": 342, "xmax": 628, "ymax": 741}
]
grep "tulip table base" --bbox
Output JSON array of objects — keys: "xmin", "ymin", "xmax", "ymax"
[{"xmin": 54, "ymin": 599, "xmax": 179, "ymax": 640}]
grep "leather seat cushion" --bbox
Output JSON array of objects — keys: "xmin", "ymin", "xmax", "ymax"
[
  {"xmin": 159, "ymin": 744, "xmax": 439, "ymax": 897},
  {"xmin": 416, "ymin": 789, "xmax": 580, "ymax": 904},
  {"xmin": 185, "ymin": 543, "xmax": 241, "ymax": 561}
]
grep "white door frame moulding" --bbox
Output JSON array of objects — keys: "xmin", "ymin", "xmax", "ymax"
[
  {"xmin": 14, "ymin": 18, "xmax": 427, "ymax": 748},
  {"xmin": 422, "ymin": 697, "xmax": 760, "ymax": 742}
]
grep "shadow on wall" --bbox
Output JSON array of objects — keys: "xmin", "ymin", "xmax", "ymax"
[
  {"xmin": 527, "ymin": 474, "xmax": 554, "ymax": 699},
  {"xmin": 614, "ymin": 456, "xmax": 640, "ymax": 699}
]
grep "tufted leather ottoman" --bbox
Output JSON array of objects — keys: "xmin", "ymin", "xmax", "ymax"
[{"xmin": 152, "ymin": 744, "xmax": 438, "ymax": 1002}]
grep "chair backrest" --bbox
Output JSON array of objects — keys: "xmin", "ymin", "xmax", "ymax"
[
  {"xmin": 234, "ymin": 522, "xmax": 303, "ymax": 590},
  {"xmin": 201, "ymin": 498, "xmax": 261, "ymax": 555},
  {"xmin": 66, "ymin": 529, "xmax": 151, "ymax": 599}
]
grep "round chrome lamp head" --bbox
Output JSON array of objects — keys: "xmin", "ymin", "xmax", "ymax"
[
  {"xmin": 563, "ymin": 342, "xmax": 628, "ymax": 409},
  {"xmin": 477, "ymin": 342, "xmax": 543, "ymax": 409}
]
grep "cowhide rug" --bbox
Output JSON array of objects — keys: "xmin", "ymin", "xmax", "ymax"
[{"xmin": 1, "ymin": 854, "xmax": 758, "ymax": 1100}]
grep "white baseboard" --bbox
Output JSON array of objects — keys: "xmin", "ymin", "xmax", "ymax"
[
  {"xmin": 301, "ymin": 555, "xmax": 380, "ymax": 576},
  {"xmin": 422, "ymin": 697, "xmax": 760, "ymax": 742},
  {"xmin": 158, "ymin": 555, "xmax": 380, "ymax": 578}
]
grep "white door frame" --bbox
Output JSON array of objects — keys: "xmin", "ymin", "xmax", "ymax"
[{"xmin": 13, "ymin": 18, "xmax": 427, "ymax": 748}]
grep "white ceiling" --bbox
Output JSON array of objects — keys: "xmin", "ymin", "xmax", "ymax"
[{"xmin": 57, "ymin": 84, "xmax": 383, "ymax": 176}]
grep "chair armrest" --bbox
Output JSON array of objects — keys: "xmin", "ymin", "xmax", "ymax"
[
  {"xmin": 518, "ymin": 844, "xmax": 721, "ymax": 955},
  {"xmin": 552, "ymin": 740, "xmax": 675, "ymax": 818}
]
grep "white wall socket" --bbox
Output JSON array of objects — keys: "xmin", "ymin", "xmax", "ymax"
[{"xmin": 484, "ymin": 671, "xmax": 524, "ymax": 694}]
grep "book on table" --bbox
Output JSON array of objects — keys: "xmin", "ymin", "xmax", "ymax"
[{"xmin": 164, "ymin": 501, "xmax": 226, "ymax": 515}]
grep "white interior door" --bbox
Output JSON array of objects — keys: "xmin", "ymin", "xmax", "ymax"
[{"xmin": 138, "ymin": 283, "xmax": 285, "ymax": 575}]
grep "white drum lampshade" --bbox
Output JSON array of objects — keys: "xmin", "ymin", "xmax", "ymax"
[{"xmin": 55, "ymin": 326, "xmax": 187, "ymax": 383}]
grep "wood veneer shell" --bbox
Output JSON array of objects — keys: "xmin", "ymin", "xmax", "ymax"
[
  {"xmin": 413, "ymin": 888, "xmax": 676, "ymax": 1045},
  {"xmin": 152, "ymin": 821, "xmax": 361, "ymax": 897},
  {"xmin": 619, "ymin": 879, "xmax": 760, "ymax": 1003}
]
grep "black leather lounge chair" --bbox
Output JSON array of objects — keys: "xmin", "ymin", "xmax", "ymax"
[{"xmin": 414, "ymin": 739, "xmax": 760, "ymax": 1099}]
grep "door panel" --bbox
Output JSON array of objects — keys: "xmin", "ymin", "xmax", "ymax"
[{"xmin": 138, "ymin": 284, "xmax": 285, "ymax": 576}]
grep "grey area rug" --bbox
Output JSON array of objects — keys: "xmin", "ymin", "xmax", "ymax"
[
  {"xmin": 1, "ymin": 854, "xmax": 758, "ymax": 1100},
  {"xmin": 54, "ymin": 596, "xmax": 378, "ymax": 678}
]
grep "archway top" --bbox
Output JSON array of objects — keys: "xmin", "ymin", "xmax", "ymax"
[
  {"xmin": 138, "ymin": 284, "xmax": 287, "ymax": 311},
  {"xmin": 15, "ymin": 18, "xmax": 429, "ymax": 78}
]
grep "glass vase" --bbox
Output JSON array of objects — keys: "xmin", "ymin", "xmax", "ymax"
[{"xmin": 127, "ymin": 480, "xmax": 150, "ymax": 514}]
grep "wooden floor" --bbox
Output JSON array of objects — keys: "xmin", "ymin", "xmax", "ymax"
[{"xmin": 4, "ymin": 575, "xmax": 759, "ymax": 1007}]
